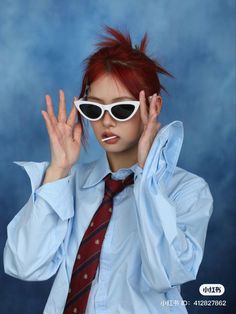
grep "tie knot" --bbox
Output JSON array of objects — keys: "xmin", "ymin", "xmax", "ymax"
[{"xmin": 104, "ymin": 172, "xmax": 134, "ymax": 198}]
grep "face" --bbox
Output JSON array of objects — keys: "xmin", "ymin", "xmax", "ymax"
[{"xmin": 87, "ymin": 73, "xmax": 144, "ymax": 154}]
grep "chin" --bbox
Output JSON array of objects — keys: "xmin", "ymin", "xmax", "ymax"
[{"xmin": 102, "ymin": 145, "xmax": 125, "ymax": 153}]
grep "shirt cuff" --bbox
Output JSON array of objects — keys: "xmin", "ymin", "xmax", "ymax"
[
  {"xmin": 13, "ymin": 161, "xmax": 75, "ymax": 220},
  {"xmin": 141, "ymin": 120, "xmax": 184, "ymax": 186},
  {"xmin": 13, "ymin": 161, "xmax": 50, "ymax": 192},
  {"xmin": 35, "ymin": 175, "xmax": 74, "ymax": 220}
]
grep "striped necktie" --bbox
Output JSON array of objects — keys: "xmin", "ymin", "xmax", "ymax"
[{"xmin": 63, "ymin": 172, "xmax": 134, "ymax": 314}]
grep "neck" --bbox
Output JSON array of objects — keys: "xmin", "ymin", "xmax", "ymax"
[{"xmin": 106, "ymin": 145, "xmax": 138, "ymax": 172}]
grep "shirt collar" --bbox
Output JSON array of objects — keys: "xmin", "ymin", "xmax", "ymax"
[
  {"xmin": 81, "ymin": 120, "xmax": 183, "ymax": 189},
  {"xmin": 81, "ymin": 153, "xmax": 138, "ymax": 189}
]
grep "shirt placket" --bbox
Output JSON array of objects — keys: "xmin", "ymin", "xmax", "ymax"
[{"xmin": 93, "ymin": 196, "xmax": 120, "ymax": 313}]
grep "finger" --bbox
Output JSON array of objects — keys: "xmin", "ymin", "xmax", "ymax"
[
  {"xmin": 139, "ymin": 90, "xmax": 149, "ymax": 125},
  {"xmin": 45, "ymin": 95, "xmax": 58, "ymax": 125},
  {"xmin": 58, "ymin": 89, "xmax": 67, "ymax": 123},
  {"xmin": 73, "ymin": 123, "xmax": 82, "ymax": 144},
  {"xmin": 67, "ymin": 99, "xmax": 78, "ymax": 127},
  {"xmin": 149, "ymin": 93, "xmax": 157, "ymax": 117},
  {"xmin": 41, "ymin": 110, "xmax": 57, "ymax": 141}
]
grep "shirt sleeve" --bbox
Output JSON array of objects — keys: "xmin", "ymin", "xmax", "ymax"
[
  {"xmin": 132, "ymin": 121, "xmax": 214, "ymax": 292},
  {"xmin": 3, "ymin": 161, "xmax": 75, "ymax": 281}
]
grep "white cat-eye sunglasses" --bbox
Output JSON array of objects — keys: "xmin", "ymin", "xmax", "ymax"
[{"xmin": 74, "ymin": 98, "xmax": 140, "ymax": 122}]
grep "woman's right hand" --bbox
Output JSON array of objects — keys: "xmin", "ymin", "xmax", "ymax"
[{"xmin": 41, "ymin": 89, "xmax": 82, "ymax": 181}]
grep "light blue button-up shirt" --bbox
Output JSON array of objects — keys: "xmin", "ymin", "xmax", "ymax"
[{"xmin": 3, "ymin": 120, "xmax": 213, "ymax": 314}]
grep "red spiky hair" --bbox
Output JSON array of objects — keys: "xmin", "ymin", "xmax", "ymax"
[{"xmin": 78, "ymin": 25, "xmax": 173, "ymax": 150}]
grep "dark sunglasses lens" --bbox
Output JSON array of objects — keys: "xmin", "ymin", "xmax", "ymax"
[
  {"xmin": 111, "ymin": 104, "xmax": 135, "ymax": 120},
  {"xmin": 79, "ymin": 104, "xmax": 102, "ymax": 119}
]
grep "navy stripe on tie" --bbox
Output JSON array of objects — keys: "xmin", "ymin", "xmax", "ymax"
[
  {"xmin": 72, "ymin": 250, "xmax": 100, "ymax": 276},
  {"xmin": 81, "ymin": 220, "xmax": 110, "ymax": 245},
  {"xmin": 72, "ymin": 250, "xmax": 101, "ymax": 277},
  {"xmin": 65, "ymin": 280, "xmax": 93, "ymax": 309}
]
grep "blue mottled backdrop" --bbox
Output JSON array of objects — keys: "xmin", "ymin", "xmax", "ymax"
[{"xmin": 0, "ymin": 0, "xmax": 235, "ymax": 313}]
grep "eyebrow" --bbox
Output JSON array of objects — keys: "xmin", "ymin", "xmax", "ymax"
[{"xmin": 87, "ymin": 95, "xmax": 136, "ymax": 102}]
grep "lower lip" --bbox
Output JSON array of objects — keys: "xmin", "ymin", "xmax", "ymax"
[{"xmin": 103, "ymin": 136, "xmax": 120, "ymax": 144}]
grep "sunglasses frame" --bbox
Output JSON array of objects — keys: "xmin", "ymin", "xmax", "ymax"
[{"xmin": 74, "ymin": 98, "xmax": 140, "ymax": 122}]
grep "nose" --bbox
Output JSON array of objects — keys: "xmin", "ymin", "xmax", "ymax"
[{"xmin": 102, "ymin": 110, "xmax": 116, "ymax": 127}]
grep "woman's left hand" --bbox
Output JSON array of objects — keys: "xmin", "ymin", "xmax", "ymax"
[{"xmin": 137, "ymin": 90, "xmax": 162, "ymax": 169}]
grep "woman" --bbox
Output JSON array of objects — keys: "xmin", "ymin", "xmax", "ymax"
[{"xmin": 4, "ymin": 25, "xmax": 213, "ymax": 314}]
